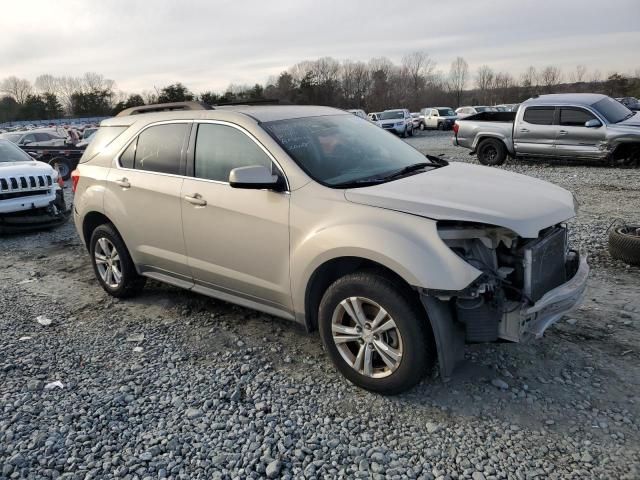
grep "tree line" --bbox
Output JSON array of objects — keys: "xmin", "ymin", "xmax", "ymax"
[{"xmin": 2, "ymin": 53, "xmax": 640, "ymax": 123}]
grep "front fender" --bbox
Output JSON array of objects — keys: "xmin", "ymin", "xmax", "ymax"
[{"xmin": 290, "ymin": 210, "xmax": 482, "ymax": 315}]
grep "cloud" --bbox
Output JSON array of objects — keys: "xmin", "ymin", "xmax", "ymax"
[{"xmin": 0, "ymin": 0, "xmax": 638, "ymax": 93}]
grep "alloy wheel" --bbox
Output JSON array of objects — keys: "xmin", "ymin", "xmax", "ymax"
[
  {"xmin": 331, "ymin": 296, "xmax": 403, "ymax": 378},
  {"xmin": 94, "ymin": 237, "xmax": 122, "ymax": 288}
]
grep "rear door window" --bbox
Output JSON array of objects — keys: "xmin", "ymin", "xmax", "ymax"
[
  {"xmin": 126, "ymin": 123, "xmax": 189, "ymax": 175},
  {"xmin": 559, "ymin": 108, "xmax": 596, "ymax": 127},
  {"xmin": 522, "ymin": 107, "xmax": 555, "ymax": 125}
]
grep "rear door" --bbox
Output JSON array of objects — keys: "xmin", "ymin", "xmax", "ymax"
[
  {"xmin": 514, "ymin": 106, "xmax": 558, "ymax": 156},
  {"xmin": 104, "ymin": 121, "xmax": 192, "ymax": 281},
  {"xmin": 181, "ymin": 122, "xmax": 291, "ymax": 309},
  {"xmin": 554, "ymin": 107, "xmax": 606, "ymax": 159},
  {"xmin": 427, "ymin": 109, "xmax": 438, "ymax": 128}
]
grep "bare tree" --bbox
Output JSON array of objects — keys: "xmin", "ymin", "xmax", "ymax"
[
  {"xmin": 448, "ymin": 57, "xmax": 468, "ymax": 107},
  {"xmin": 476, "ymin": 65, "xmax": 495, "ymax": 104},
  {"xmin": 82, "ymin": 72, "xmax": 115, "ymax": 93},
  {"xmin": 520, "ymin": 66, "xmax": 538, "ymax": 90},
  {"xmin": 401, "ymin": 51, "xmax": 435, "ymax": 96},
  {"xmin": 539, "ymin": 66, "xmax": 563, "ymax": 92},
  {"xmin": 590, "ymin": 70, "xmax": 602, "ymax": 84},
  {"xmin": 341, "ymin": 60, "xmax": 370, "ymax": 107},
  {"xmin": 570, "ymin": 65, "xmax": 588, "ymax": 83},
  {"xmin": 34, "ymin": 74, "xmax": 59, "ymax": 95},
  {"xmin": 493, "ymin": 72, "xmax": 515, "ymax": 103},
  {"xmin": 1, "ymin": 76, "xmax": 33, "ymax": 103}
]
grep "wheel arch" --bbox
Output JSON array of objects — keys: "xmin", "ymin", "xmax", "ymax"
[
  {"xmin": 303, "ymin": 256, "xmax": 421, "ymax": 332},
  {"xmin": 473, "ymin": 134, "xmax": 512, "ymax": 155},
  {"xmin": 82, "ymin": 211, "xmax": 116, "ymax": 250}
]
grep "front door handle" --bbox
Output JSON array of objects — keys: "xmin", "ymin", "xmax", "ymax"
[
  {"xmin": 184, "ymin": 193, "xmax": 207, "ymax": 206},
  {"xmin": 519, "ymin": 128, "xmax": 530, "ymax": 133},
  {"xmin": 115, "ymin": 178, "xmax": 130, "ymax": 188},
  {"xmin": 558, "ymin": 130, "xmax": 568, "ymax": 135}
]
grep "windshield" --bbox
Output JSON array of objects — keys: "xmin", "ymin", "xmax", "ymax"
[
  {"xmin": 379, "ymin": 110, "xmax": 404, "ymax": 120},
  {"xmin": 592, "ymin": 97, "xmax": 633, "ymax": 123},
  {"xmin": 0, "ymin": 140, "xmax": 33, "ymax": 162},
  {"xmin": 263, "ymin": 114, "xmax": 438, "ymax": 187},
  {"xmin": 437, "ymin": 108, "xmax": 455, "ymax": 116},
  {"xmin": 0, "ymin": 133, "xmax": 22, "ymax": 143}
]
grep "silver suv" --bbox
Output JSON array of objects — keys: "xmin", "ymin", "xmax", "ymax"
[{"xmin": 73, "ymin": 102, "xmax": 588, "ymax": 394}]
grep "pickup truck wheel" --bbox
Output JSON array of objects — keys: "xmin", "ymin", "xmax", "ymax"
[
  {"xmin": 477, "ymin": 139, "xmax": 507, "ymax": 166},
  {"xmin": 318, "ymin": 272, "xmax": 433, "ymax": 394},
  {"xmin": 50, "ymin": 158, "xmax": 71, "ymax": 180},
  {"xmin": 419, "ymin": 123, "xmax": 425, "ymax": 131},
  {"xmin": 437, "ymin": 122, "xmax": 445, "ymax": 131},
  {"xmin": 90, "ymin": 224, "xmax": 146, "ymax": 298},
  {"xmin": 609, "ymin": 225, "xmax": 640, "ymax": 266},
  {"xmin": 408, "ymin": 126, "xmax": 414, "ymax": 137}
]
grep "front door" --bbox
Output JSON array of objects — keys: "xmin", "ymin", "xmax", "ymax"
[
  {"xmin": 554, "ymin": 107, "xmax": 606, "ymax": 159},
  {"xmin": 514, "ymin": 106, "xmax": 558, "ymax": 156},
  {"xmin": 181, "ymin": 122, "xmax": 291, "ymax": 309}
]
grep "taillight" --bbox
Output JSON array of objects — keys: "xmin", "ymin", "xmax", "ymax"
[
  {"xmin": 71, "ymin": 169, "xmax": 80, "ymax": 193},
  {"xmin": 452, "ymin": 123, "xmax": 459, "ymax": 135}
]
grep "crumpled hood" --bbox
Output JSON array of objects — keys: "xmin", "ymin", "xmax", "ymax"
[
  {"xmin": 0, "ymin": 160, "xmax": 55, "ymax": 178},
  {"xmin": 345, "ymin": 162, "xmax": 576, "ymax": 238}
]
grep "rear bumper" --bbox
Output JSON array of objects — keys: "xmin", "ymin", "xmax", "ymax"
[{"xmin": 522, "ymin": 252, "xmax": 589, "ymax": 339}]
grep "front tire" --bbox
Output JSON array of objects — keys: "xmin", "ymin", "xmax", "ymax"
[
  {"xmin": 477, "ymin": 138, "xmax": 507, "ymax": 166},
  {"xmin": 90, "ymin": 224, "xmax": 146, "ymax": 298},
  {"xmin": 318, "ymin": 272, "xmax": 433, "ymax": 394}
]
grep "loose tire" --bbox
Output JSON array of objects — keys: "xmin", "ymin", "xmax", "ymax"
[
  {"xmin": 318, "ymin": 271, "xmax": 434, "ymax": 394},
  {"xmin": 609, "ymin": 225, "xmax": 640, "ymax": 266},
  {"xmin": 477, "ymin": 138, "xmax": 507, "ymax": 166},
  {"xmin": 90, "ymin": 224, "xmax": 146, "ymax": 298},
  {"xmin": 50, "ymin": 158, "xmax": 72, "ymax": 180}
]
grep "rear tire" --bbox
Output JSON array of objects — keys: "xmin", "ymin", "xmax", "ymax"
[
  {"xmin": 90, "ymin": 224, "xmax": 146, "ymax": 298},
  {"xmin": 477, "ymin": 138, "xmax": 507, "ymax": 166},
  {"xmin": 318, "ymin": 271, "xmax": 434, "ymax": 394}
]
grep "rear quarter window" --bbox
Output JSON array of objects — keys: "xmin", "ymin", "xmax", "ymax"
[{"xmin": 80, "ymin": 126, "xmax": 128, "ymax": 163}]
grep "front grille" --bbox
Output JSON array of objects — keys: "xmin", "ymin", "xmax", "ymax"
[
  {"xmin": 382, "ymin": 124, "xmax": 395, "ymax": 129},
  {"xmin": 524, "ymin": 227, "xmax": 567, "ymax": 302},
  {"xmin": 0, "ymin": 174, "xmax": 53, "ymax": 196}
]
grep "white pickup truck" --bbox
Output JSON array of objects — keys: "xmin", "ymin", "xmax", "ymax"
[
  {"xmin": 0, "ymin": 139, "xmax": 69, "ymax": 233},
  {"xmin": 453, "ymin": 93, "xmax": 640, "ymax": 167}
]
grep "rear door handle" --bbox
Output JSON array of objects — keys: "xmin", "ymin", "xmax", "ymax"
[
  {"xmin": 184, "ymin": 193, "xmax": 207, "ymax": 206},
  {"xmin": 558, "ymin": 130, "xmax": 568, "ymax": 135},
  {"xmin": 519, "ymin": 128, "xmax": 530, "ymax": 133},
  {"xmin": 115, "ymin": 178, "xmax": 130, "ymax": 188}
]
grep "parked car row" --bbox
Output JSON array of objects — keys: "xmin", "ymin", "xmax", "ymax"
[{"xmin": 0, "ymin": 122, "xmax": 99, "ymax": 147}]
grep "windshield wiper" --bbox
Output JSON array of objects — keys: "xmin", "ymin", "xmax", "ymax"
[{"xmin": 374, "ymin": 162, "xmax": 436, "ymax": 181}]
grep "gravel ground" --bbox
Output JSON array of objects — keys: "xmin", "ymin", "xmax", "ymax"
[{"xmin": 1, "ymin": 132, "xmax": 639, "ymax": 479}]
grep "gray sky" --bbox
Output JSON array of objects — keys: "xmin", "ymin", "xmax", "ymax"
[{"xmin": 2, "ymin": 0, "xmax": 639, "ymax": 94}]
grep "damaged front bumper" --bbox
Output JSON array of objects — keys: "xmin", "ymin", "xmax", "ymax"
[
  {"xmin": 0, "ymin": 192, "xmax": 71, "ymax": 234},
  {"xmin": 521, "ymin": 252, "xmax": 589, "ymax": 339}
]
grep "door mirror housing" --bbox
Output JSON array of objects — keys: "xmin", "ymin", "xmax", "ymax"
[
  {"xmin": 229, "ymin": 165, "xmax": 283, "ymax": 190},
  {"xmin": 585, "ymin": 119, "xmax": 602, "ymax": 128}
]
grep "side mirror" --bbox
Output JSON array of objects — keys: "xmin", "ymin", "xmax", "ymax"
[
  {"xmin": 229, "ymin": 165, "xmax": 282, "ymax": 190},
  {"xmin": 585, "ymin": 119, "xmax": 602, "ymax": 128}
]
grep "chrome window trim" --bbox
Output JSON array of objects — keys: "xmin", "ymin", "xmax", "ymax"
[
  {"xmin": 114, "ymin": 120, "xmax": 193, "ymax": 179},
  {"xmin": 114, "ymin": 119, "xmax": 290, "ymax": 192}
]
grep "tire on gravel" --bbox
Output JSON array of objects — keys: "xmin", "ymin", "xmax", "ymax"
[
  {"xmin": 609, "ymin": 225, "xmax": 640, "ymax": 266},
  {"xmin": 90, "ymin": 223, "xmax": 146, "ymax": 298},
  {"xmin": 318, "ymin": 271, "xmax": 434, "ymax": 394},
  {"xmin": 477, "ymin": 138, "xmax": 507, "ymax": 166}
]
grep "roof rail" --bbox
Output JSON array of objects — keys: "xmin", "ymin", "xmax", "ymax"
[
  {"xmin": 213, "ymin": 99, "xmax": 279, "ymax": 107},
  {"xmin": 115, "ymin": 101, "xmax": 213, "ymax": 117}
]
